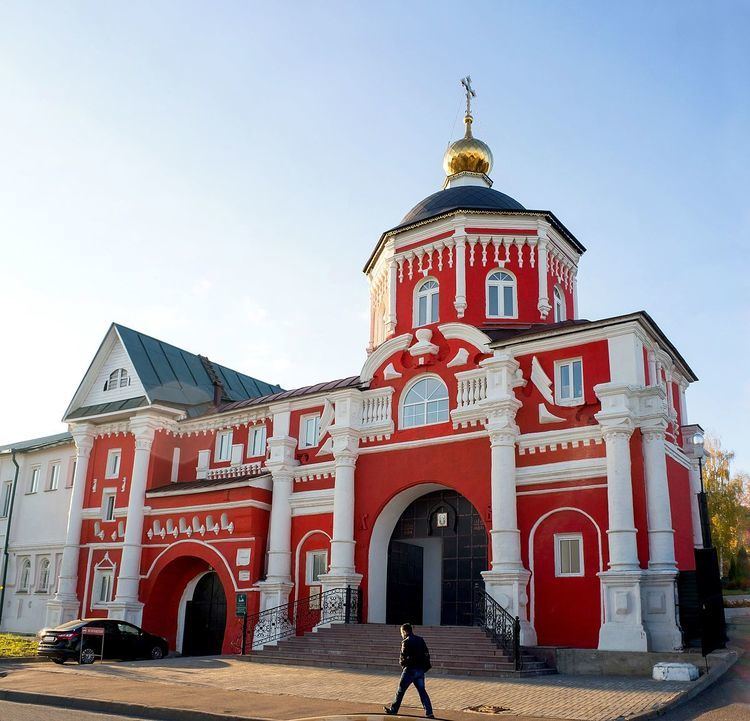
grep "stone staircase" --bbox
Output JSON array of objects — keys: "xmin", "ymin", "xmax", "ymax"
[{"xmin": 243, "ymin": 624, "xmax": 555, "ymax": 677}]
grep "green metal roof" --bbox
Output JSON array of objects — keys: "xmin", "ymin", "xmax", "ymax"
[
  {"xmin": 0, "ymin": 431, "xmax": 73, "ymax": 454},
  {"xmin": 65, "ymin": 396, "xmax": 149, "ymax": 420}
]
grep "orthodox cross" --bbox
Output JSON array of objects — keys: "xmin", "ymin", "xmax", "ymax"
[{"xmin": 461, "ymin": 76, "xmax": 476, "ymax": 116}]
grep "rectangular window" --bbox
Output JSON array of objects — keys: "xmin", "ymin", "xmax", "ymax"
[
  {"xmin": 105, "ymin": 449, "xmax": 121, "ymax": 479},
  {"xmin": 555, "ymin": 534, "xmax": 584, "ymax": 577},
  {"xmin": 306, "ymin": 550, "xmax": 328, "ymax": 585},
  {"xmin": 95, "ymin": 570, "xmax": 114, "ymax": 604},
  {"xmin": 215, "ymin": 430, "xmax": 233, "ymax": 462},
  {"xmin": 102, "ymin": 491, "xmax": 116, "ymax": 522},
  {"xmin": 66, "ymin": 458, "xmax": 77, "ymax": 488},
  {"xmin": 196, "ymin": 449, "xmax": 211, "ymax": 479},
  {"xmin": 48, "ymin": 463, "xmax": 60, "ymax": 491},
  {"xmin": 1, "ymin": 482, "xmax": 11, "ymax": 517},
  {"xmin": 249, "ymin": 426, "xmax": 267, "ymax": 457},
  {"xmin": 300, "ymin": 415, "xmax": 320, "ymax": 449},
  {"xmin": 555, "ymin": 358, "xmax": 584, "ymax": 405},
  {"xmin": 28, "ymin": 467, "xmax": 40, "ymax": 494}
]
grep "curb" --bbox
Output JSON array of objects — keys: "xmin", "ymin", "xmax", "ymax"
[
  {"xmin": 0, "ymin": 688, "xmax": 272, "ymax": 721},
  {"xmin": 627, "ymin": 646, "xmax": 742, "ymax": 721}
]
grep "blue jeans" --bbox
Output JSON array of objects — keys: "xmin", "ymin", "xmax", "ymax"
[{"xmin": 389, "ymin": 667, "xmax": 433, "ymax": 715}]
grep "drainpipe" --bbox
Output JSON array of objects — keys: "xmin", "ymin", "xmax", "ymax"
[{"xmin": 0, "ymin": 450, "xmax": 21, "ymax": 628}]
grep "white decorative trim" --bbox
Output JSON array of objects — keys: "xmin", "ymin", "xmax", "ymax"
[
  {"xmin": 318, "ymin": 399, "xmax": 335, "ymax": 443},
  {"xmin": 293, "ymin": 529, "xmax": 332, "ymax": 602},
  {"xmin": 289, "ymin": 488, "xmax": 335, "ymax": 517},
  {"xmin": 408, "ymin": 328, "xmax": 439, "ymax": 358},
  {"xmin": 171, "ymin": 409, "xmax": 272, "ymax": 437},
  {"xmin": 515, "ymin": 457, "xmax": 608, "ymax": 485},
  {"xmin": 517, "ymin": 425, "xmax": 603, "ymax": 455},
  {"xmin": 142, "ymin": 539, "xmax": 243, "ymax": 590},
  {"xmin": 447, "ymin": 348, "xmax": 470, "ymax": 368},
  {"xmin": 146, "ymin": 476, "xmax": 272, "ymax": 497},
  {"xmin": 360, "ymin": 429, "xmax": 486, "ymax": 454},
  {"xmin": 531, "ymin": 356, "xmax": 554, "ymax": 403},
  {"xmin": 517, "ymin": 483, "xmax": 607, "ymax": 496},
  {"xmin": 664, "ymin": 441, "xmax": 692, "ymax": 470},
  {"xmin": 360, "ymin": 333, "xmax": 413, "ymax": 383},
  {"xmin": 293, "ymin": 461, "xmax": 336, "ymax": 484},
  {"xmin": 144, "ymin": 500, "xmax": 271, "ymax": 517},
  {"xmin": 437, "ymin": 323, "xmax": 491, "ymax": 354},
  {"xmin": 538, "ymin": 403, "xmax": 565, "ymax": 424},
  {"xmin": 382, "ymin": 363, "xmax": 402, "ymax": 380}
]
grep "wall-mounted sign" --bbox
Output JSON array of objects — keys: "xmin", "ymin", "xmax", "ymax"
[
  {"xmin": 236, "ymin": 548, "xmax": 251, "ymax": 566},
  {"xmin": 236, "ymin": 592, "xmax": 247, "ymax": 617},
  {"xmin": 436, "ymin": 512, "xmax": 448, "ymax": 528}
]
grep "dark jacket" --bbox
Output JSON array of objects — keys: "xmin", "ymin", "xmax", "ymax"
[{"xmin": 399, "ymin": 633, "xmax": 431, "ymax": 671}]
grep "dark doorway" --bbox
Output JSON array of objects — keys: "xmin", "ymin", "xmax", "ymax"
[
  {"xmin": 387, "ymin": 541, "xmax": 424, "ymax": 624},
  {"xmin": 386, "ymin": 490, "xmax": 488, "ymax": 626},
  {"xmin": 182, "ymin": 572, "xmax": 227, "ymax": 656}
]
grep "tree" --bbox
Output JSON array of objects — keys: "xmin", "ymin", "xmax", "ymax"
[{"xmin": 703, "ymin": 437, "xmax": 748, "ymax": 576}]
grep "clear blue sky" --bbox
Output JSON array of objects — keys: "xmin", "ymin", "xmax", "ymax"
[{"xmin": 1, "ymin": 1, "xmax": 748, "ymax": 472}]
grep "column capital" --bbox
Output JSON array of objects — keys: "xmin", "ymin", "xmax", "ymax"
[
  {"xmin": 128, "ymin": 414, "xmax": 163, "ymax": 449},
  {"xmin": 69, "ymin": 423, "xmax": 96, "ymax": 456},
  {"xmin": 266, "ymin": 435, "xmax": 298, "ymax": 472},
  {"xmin": 485, "ymin": 412, "xmax": 520, "ymax": 446}
]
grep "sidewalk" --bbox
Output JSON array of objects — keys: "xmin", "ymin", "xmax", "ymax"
[{"xmin": 0, "ymin": 650, "xmax": 731, "ymax": 721}]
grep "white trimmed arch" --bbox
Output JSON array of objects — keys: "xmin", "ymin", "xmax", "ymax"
[
  {"xmin": 360, "ymin": 333, "xmax": 413, "ymax": 383},
  {"xmin": 293, "ymin": 529, "xmax": 332, "ymax": 602}
]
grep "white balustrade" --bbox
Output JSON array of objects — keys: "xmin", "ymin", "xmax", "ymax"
[
  {"xmin": 359, "ymin": 388, "xmax": 395, "ymax": 440},
  {"xmin": 456, "ymin": 371, "xmax": 487, "ymax": 409},
  {"xmin": 207, "ymin": 461, "xmax": 263, "ymax": 480}
]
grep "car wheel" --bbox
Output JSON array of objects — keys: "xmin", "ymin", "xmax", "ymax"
[
  {"xmin": 80, "ymin": 647, "xmax": 96, "ymax": 664},
  {"xmin": 149, "ymin": 645, "xmax": 164, "ymax": 660},
  {"xmin": 52, "ymin": 658, "xmax": 65, "ymax": 665}
]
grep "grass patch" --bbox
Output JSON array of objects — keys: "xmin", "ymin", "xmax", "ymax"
[
  {"xmin": 0, "ymin": 633, "xmax": 37, "ymax": 658},
  {"xmin": 723, "ymin": 589, "xmax": 750, "ymax": 596}
]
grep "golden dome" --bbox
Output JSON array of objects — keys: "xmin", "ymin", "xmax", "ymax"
[{"xmin": 443, "ymin": 114, "xmax": 493, "ymax": 176}]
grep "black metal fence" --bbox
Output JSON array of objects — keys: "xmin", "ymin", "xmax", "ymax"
[{"xmin": 472, "ymin": 583, "xmax": 521, "ymax": 670}]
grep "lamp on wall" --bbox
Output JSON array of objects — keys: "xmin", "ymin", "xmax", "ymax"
[{"xmin": 692, "ymin": 431, "xmax": 712, "ymax": 548}]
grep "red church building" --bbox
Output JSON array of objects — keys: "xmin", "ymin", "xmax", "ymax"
[{"xmin": 46, "ymin": 91, "xmax": 706, "ymax": 659}]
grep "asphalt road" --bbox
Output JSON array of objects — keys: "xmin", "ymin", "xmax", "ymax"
[
  {"xmin": 0, "ymin": 699, "xmax": 150, "ymax": 721},
  {"xmin": 660, "ymin": 620, "xmax": 750, "ymax": 721}
]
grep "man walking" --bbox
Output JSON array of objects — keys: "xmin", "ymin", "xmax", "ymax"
[{"xmin": 384, "ymin": 623, "xmax": 434, "ymax": 718}]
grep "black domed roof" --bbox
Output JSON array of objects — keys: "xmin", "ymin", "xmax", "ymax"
[{"xmin": 400, "ymin": 185, "xmax": 525, "ymax": 227}]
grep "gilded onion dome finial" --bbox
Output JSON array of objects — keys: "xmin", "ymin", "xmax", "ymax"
[{"xmin": 443, "ymin": 76, "xmax": 494, "ymax": 177}]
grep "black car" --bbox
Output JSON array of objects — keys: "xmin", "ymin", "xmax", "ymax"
[{"xmin": 38, "ymin": 619, "xmax": 169, "ymax": 664}]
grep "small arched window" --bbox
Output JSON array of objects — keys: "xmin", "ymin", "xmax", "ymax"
[
  {"xmin": 402, "ymin": 376, "xmax": 449, "ymax": 428},
  {"xmin": 38, "ymin": 558, "xmax": 50, "ymax": 593},
  {"xmin": 553, "ymin": 286, "xmax": 566, "ymax": 322},
  {"xmin": 19, "ymin": 559, "xmax": 31, "ymax": 592},
  {"xmin": 487, "ymin": 270, "xmax": 516, "ymax": 318},
  {"xmin": 415, "ymin": 279, "xmax": 439, "ymax": 327},
  {"xmin": 104, "ymin": 368, "xmax": 130, "ymax": 391}
]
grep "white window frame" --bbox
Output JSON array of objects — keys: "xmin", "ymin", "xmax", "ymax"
[
  {"xmin": 102, "ymin": 490, "xmax": 117, "ymax": 522},
  {"xmin": 92, "ymin": 567, "xmax": 115, "ymax": 607},
  {"xmin": 400, "ymin": 374, "xmax": 450, "ymax": 429},
  {"xmin": 413, "ymin": 277, "xmax": 439, "ymax": 327},
  {"xmin": 47, "ymin": 462, "xmax": 61, "ymax": 491},
  {"xmin": 306, "ymin": 549, "xmax": 328, "ymax": 585},
  {"xmin": 215, "ymin": 430, "xmax": 233, "ymax": 462},
  {"xmin": 554, "ymin": 533, "xmax": 584, "ymax": 577},
  {"xmin": 299, "ymin": 414, "xmax": 320, "ymax": 449},
  {"xmin": 553, "ymin": 285, "xmax": 566, "ymax": 322},
  {"xmin": 18, "ymin": 558, "xmax": 32, "ymax": 593},
  {"xmin": 105, "ymin": 449, "xmax": 122, "ymax": 479},
  {"xmin": 37, "ymin": 558, "xmax": 51, "ymax": 593},
  {"xmin": 28, "ymin": 466, "xmax": 40, "ymax": 494},
  {"xmin": 66, "ymin": 457, "xmax": 77, "ymax": 488},
  {"xmin": 1, "ymin": 481, "xmax": 12, "ymax": 517},
  {"xmin": 248, "ymin": 425, "xmax": 267, "ymax": 458},
  {"xmin": 486, "ymin": 269, "xmax": 518, "ymax": 319},
  {"xmin": 554, "ymin": 357, "xmax": 585, "ymax": 406}
]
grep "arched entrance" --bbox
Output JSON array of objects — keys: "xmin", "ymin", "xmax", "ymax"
[
  {"xmin": 386, "ymin": 489, "xmax": 488, "ymax": 626},
  {"xmin": 182, "ymin": 571, "xmax": 227, "ymax": 656}
]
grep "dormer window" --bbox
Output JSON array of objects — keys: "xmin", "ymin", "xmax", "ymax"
[
  {"xmin": 415, "ymin": 278, "xmax": 439, "ymax": 327},
  {"xmin": 104, "ymin": 368, "xmax": 130, "ymax": 391},
  {"xmin": 553, "ymin": 286, "xmax": 566, "ymax": 322},
  {"xmin": 487, "ymin": 270, "xmax": 516, "ymax": 318}
]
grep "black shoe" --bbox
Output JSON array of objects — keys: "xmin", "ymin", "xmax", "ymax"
[
  {"xmin": 426, "ymin": 715, "xmax": 435, "ymax": 719},
  {"xmin": 383, "ymin": 707, "xmax": 396, "ymax": 715}
]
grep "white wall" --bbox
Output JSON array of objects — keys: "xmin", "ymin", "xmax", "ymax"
[{"xmin": 0, "ymin": 441, "xmax": 75, "ymax": 634}]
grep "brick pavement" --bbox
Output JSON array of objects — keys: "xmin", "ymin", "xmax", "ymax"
[{"xmin": 0, "ymin": 657, "xmax": 692, "ymax": 721}]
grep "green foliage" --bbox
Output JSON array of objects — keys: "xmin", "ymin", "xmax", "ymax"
[{"xmin": 0, "ymin": 633, "xmax": 37, "ymax": 658}]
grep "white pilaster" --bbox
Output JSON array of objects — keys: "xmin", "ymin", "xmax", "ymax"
[
  {"xmin": 454, "ymin": 235, "xmax": 467, "ymax": 318},
  {"xmin": 536, "ymin": 232, "xmax": 551, "ymax": 319},
  {"xmin": 595, "ymin": 383, "xmax": 648, "ymax": 651},
  {"xmin": 109, "ymin": 414, "xmax": 161, "ymax": 624},
  {"xmin": 479, "ymin": 351, "xmax": 535, "ymax": 645},
  {"xmin": 386, "ymin": 257, "xmax": 398, "ymax": 337},
  {"xmin": 46, "ymin": 423, "xmax": 95, "ymax": 627}
]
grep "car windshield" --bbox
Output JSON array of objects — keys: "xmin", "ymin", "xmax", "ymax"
[{"xmin": 53, "ymin": 620, "xmax": 84, "ymax": 631}]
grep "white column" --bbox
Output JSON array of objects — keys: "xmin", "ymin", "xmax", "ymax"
[
  {"xmin": 572, "ymin": 270, "xmax": 579, "ymax": 319},
  {"xmin": 109, "ymin": 415, "xmax": 160, "ymax": 624},
  {"xmin": 536, "ymin": 236, "xmax": 551, "ymax": 319},
  {"xmin": 385, "ymin": 257, "xmax": 397, "ymax": 337},
  {"xmin": 595, "ymin": 383, "xmax": 648, "ymax": 651},
  {"xmin": 257, "ymin": 408, "xmax": 296, "ymax": 613},
  {"xmin": 46, "ymin": 423, "xmax": 95, "ymax": 627},
  {"xmin": 453, "ymin": 235, "xmax": 467, "ymax": 317},
  {"xmin": 479, "ymin": 351, "xmax": 535, "ymax": 645}
]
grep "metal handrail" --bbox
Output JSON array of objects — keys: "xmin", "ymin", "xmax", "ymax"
[
  {"xmin": 232, "ymin": 586, "xmax": 362, "ymax": 653},
  {"xmin": 472, "ymin": 583, "xmax": 521, "ymax": 670}
]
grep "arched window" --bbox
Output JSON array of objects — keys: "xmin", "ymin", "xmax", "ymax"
[
  {"xmin": 414, "ymin": 279, "xmax": 439, "ymax": 327},
  {"xmin": 38, "ymin": 558, "xmax": 50, "ymax": 593},
  {"xmin": 402, "ymin": 376, "xmax": 449, "ymax": 428},
  {"xmin": 19, "ymin": 559, "xmax": 31, "ymax": 592},
  {"xmin": 486, "ymin": 270, "xmax": 516, "ymax": 318},
  {"xmin": 104, "ymin": 368, "xmax": 130, "ymax": 391},
  {"xmin": 553, "ymin": 286, "xmax": 566, "ymax": 322}
]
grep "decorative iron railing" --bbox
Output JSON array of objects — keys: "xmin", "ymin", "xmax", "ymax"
[
  {"xmin": 230, "ymin": 586, "xmax": 362, "ymax": 653},
  {"xmin": 472, "ymin": 583, "xmax": 521, "ymax": 670}
]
